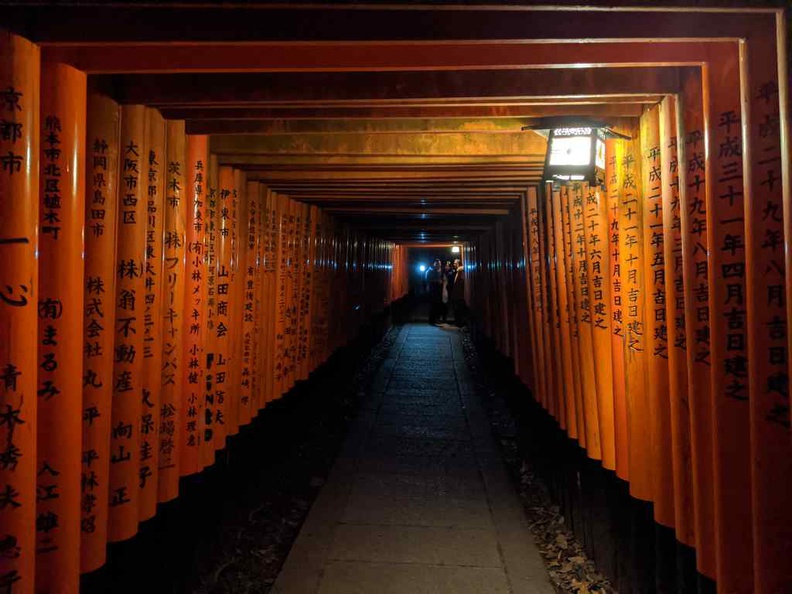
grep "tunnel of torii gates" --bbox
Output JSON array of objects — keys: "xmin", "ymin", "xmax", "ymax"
[{"xmin": 0, "ymin": 1, "xmax": 790, "ymax": 593}]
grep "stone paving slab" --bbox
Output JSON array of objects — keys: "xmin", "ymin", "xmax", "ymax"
[
  {"xmin": 328, "ymin": 524, "xmax": 502, "ymax": 567},
  {"xmin": 340, "ymin": 492, "xmax": 492, "ymax": 528},
  {"xmin": 274, "ymin": 323, "xmax": 553, "ymax": 594},
  {"xmin": 349, "ymin": 472, "xmax": 487, "ymax": 501},
  {"xmin": 317, "ymin": 561, "xmax": 512, "ymax": 594}
]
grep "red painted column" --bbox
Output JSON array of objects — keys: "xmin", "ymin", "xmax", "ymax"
[
  {"xmin": 213, "ymin": 166, "xmax": 235, "ymax": 447},
  {"xmin": 0, "ymin": 30, "xmax": 39, "ymax": 594},
  {"xmin": 80, "ymin": 92, "xmax": 121, "ymax": 573},
  {"xmin": 660, "ymin": 95, "xmax": 696, "ymax": 547},
  {"xmin": 35, "ymin": 61, "xmax": 86, "ymax": 593},
  {"xmin": 138, "ymin": 108, "xmax": 164, "ymax": 522},
  {"xmin": 108, "ymin": 104, "xmax": 147, "ymax": 542},
  {"xmin": 180, "ymin": 135, "xmax": 207, "ymax": 477},
  {"xmin": 158, "ymin": 120, "xmax": 186, "ymax": 502},
  {"xmin": 202, "ymin": 156, "xmax": 219, "ymax": 467},
  {"xmin": 678, "ymin": 69, "xmax": 717, "ymax": 580},
  {"xmin": 641, "ymin": 104, "xmax": 675, "ymax": 529},
  {"xmin": 230, "ymin": 169, "xmax": 247, "ymax": 429}
]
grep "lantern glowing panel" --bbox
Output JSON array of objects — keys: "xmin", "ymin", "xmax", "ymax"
[{"xmin": 536, "ymin": 124, "xmax": 615, "ymax": 185}]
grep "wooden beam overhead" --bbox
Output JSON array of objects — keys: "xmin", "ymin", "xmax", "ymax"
[
  {"xmin": 95, "ymin": 67, "xmax": 686, "ymax": 106},
  {"xmin": 166, "ymin": 102, "xmax": 650, "ymax": 122},
  {"xmin": 4, "ymin": 5, "xmax": 775, "ymax": 43},
  {"xmin": 208, "ymin": 129, "xmax": 548, "ymax": 157},
  {"xmin": 186, "ymin": 113, "xmax": 634, "ymax": 135},
  {"xmin": 41, "ymin": 40, "xmax": 727, "ymax": 74}
]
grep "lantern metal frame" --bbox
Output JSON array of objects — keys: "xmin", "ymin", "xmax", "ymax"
[{"xmin": 522, "ymin": 117, "xmax": 630, "ymax": 187}]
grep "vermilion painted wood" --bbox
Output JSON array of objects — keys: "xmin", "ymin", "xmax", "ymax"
[
  {"xmin": 201, "ymin": 154, "xmax": 219, "ymax": 469},
  {"xmin": 0, "ymin": 31, "xmax": 39, "ymax": 594},
  {"xmin": 158, "ymin": 120, "xmax": 186, "ymax": 503},
  {"xmin": 620, "ymin": 123, "xmax": 653, "ymax": 502},
  {"xmin": 138, "ymin": 107, "xmax": 165, "ymax": 523},
  {"xmin": 702, "ymin": 47, "xmax": 754, "ymax": 592},
  {"xmin": 640, "ymin": 104, "xmax": 675, "ymax": 529},
  {"xmin": 571, "ymin": 183, "xmax": 603, "ymax": 461},
  {"xmin": 660, "ymin": 95, "xmax": 696, "ymax": 548},
  {"xmin": 228, "ymin": 168, "xmax": 247, "ymax": 433},
  {"xmin": 606, "ymin": 138, "xmax": 629, "ymax": 481},
  {"xmin": 108, "ymin": 104, "xmax": 147, "ymax": 543},
  {"xmin": 544, "ymin": 196, "xmax": 564, "ymax": 422},
  {"xmin": 180, "ymin": 134, "xmax": 208, "ymax": 477},
  {"xmin": 36, "ymin": 61, "xmax": 85, "ymax": 594},
  {"xmin": 551, "ymin": 187, "xmax": 576, "ymax": 436},
  {"xmin": 678, "ymin": 69, "xmax": 717, "ymax": 580},
  {"xmin": 81, "ymin": 92, "xmax": 121, "ymax": 573},
  {"xmin": 743, "ymin": 27, "xmax": 792, "ymax": 594},
  {"xmin": 560, "ymin": 186, "xmax": 587, "ymax": 446},
  {"xmin": 583, "ymin": 184, "xmax": 616, "ymax": 471},
  {"xmin": 243, "ymin": 181, "xmax": 261, "ymax": 418},
  {"xmin": 213, "ymin": 166, "xmax": 235, "ymax": 449}
]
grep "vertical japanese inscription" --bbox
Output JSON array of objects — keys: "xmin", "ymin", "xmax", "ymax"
[
  {"xmin": 109, "ymin": 105, "xmax": 147, "ymax": 541},
  {"xmin": 572, "ymin": 183, "xmax": 601, "ymax": 459},
  {"xmin": 81, "ymin": 94, "xmax": 120, "ymax": 572},
  {"xmin": 745, "ymin": 38, "xmax": 791, "ymax": 591},
  {"xmin": 159, "ymin": 121, "xmax": 186, "ymax": 501},
  {"xmin": 583, "ymin": 183, "xmax": 615, "ymax": 470},
  {"xmin": 661, "ymin": 96, "xmax": 695, "ymax": 545},
  {"xmin": 36, "ymin": 63, "xmax": 86, "ymax": 592},
  {"xmin": 606, "ymin": 140, "xmax": 629, "ymax": 480},
  {"xmin": 241, "ymin": 183, "xmax": 259, "ymax": 420},
  {"xmin": 202, "ymin": 157, "xmax": 218, "ymax": 466},
  {"xmin": 138, "ymin": 109, "xmax": 164, "ymax": 521},
  {"xmin": 213, "ymin": 167, "xmax": 234, "ymax": 447},
  {"xmin": 619, "ymin": 127, "xmax": 652, "ymax": 501},
  {"xmin": 181, "ymin": 136, "xmax": 207, "ymax": 476},
  {"xmin": 641, "ymin": 105, "xmax": 675, "ymax": 529}
]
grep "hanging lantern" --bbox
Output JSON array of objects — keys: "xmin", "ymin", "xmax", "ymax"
[{"xmin": 523, "ymin": 117, "xmax": 629, "ymax": 186}]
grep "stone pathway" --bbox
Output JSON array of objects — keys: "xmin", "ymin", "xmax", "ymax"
[{"xmin": 273, "ymin": 324, "xmax": 554, "ymax": 594}]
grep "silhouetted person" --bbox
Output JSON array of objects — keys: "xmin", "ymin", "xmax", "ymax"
[
  {"xmin": 450, "ymin": 259, "xmax": 466, "ymax": 326},
  {"xmin": 440, "ymin": 261, "xmax": 454, "ymax": 323},
  {"xmin": 426, "ymin": 259, "xmax": 444, "ymax": 325}
]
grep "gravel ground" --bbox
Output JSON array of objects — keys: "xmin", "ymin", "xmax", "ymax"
[{"xmin": 460, "ymin": 328, "xmax": 617, "ymax": 594}]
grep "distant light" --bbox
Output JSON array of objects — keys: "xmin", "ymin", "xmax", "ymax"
[
  {"xmin": 451, "ymin": 246, "xmax": 461, "ymax": 253},
  {"xmin": 419, "ymin": 264, "xmax": 427, "ymax": 273}
]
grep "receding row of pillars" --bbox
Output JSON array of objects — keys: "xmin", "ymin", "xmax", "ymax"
[{"xmin": 0, "ymin": 31, "xmax": 409, "ymax": 593}]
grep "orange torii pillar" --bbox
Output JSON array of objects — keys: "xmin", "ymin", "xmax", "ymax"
[
  {"xmin": 242, "ymin": 181, "xmax": 260, "ymax": 420},
  {"xmin": 108, "ymin": 104, "xmax": 147, "ymax": 542},
  {"xmin": 747, "ymin": 32, "xmax": 792, "ymax": 594},
  {"xmin": 202, "ymin": 155, "xmax": 219, "ymax": 467},
  {"xmin": 618, "ymin": 127, "xmax": 652, "ymax": 503},
  {"xmin": 273, "ymin": 193, "xmax": 288, "ymax": 400},
  {"xmin": 139, "ymin": 108, "xmax": 165, "ymax": 522},
  {"xmin": 571, "ymin": 183, "xmax": 602, "ymax": 460},
  {"xmin": 583, "ymin": 184, "xmax": 616, "ymax": 471},
  {"xmin": 0, "ymin": 30, "xmax": 39, "ymax": 594},
  {"xmin": 180, "ymin": 135, "xmax": 208, "ymax": 477},
  {"xmin": 704, "ymin": 48, "xmax": 753, "ymax": 592},
  {"xmin": 640, "ymin": 105, "xmax": 675, "ymax": 531},
  {"xmin": 81, "ymin": 93, "xmax": 121, "ymax": 574},
  {"xmin": 261, "ymin": 188, "xmax": 277, "ymax": 405},
  {"xmin": 678, "ymin": 70, "xmax": 717, "ymax": 581},
  {"xmin": 230, "ymin": 169, "xmax": 248, "ymax": 430},
  {"xmin": 214, "ymin": 166, "xmax": 235, "ymax": 447},
  {"xmin": 560, "ymin": 186, "xmax": 585, "ymax": 447},
  {"xmin": 550, "ymin": 186, "xmax": 575, "ymax": 436},
  {"xmin": 606, "ymin": 139, "xmax": 629, "ymax": 481},
  {"xmin": 252, "ymin": 183, "xmax": 266, "ymax": 412},
  {"xmin": 159, "ymin": 120, "xmax": 186, "ymax": 502},
  {"xmin": 659, "ymin": 95, "xmax": 696, "ymax": 549},
  {"xmin": 35, "ymin": 61, "xmax": 86, "ymax": 594}
]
